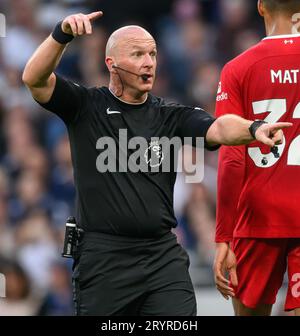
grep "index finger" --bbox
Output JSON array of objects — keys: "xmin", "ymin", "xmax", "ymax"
[
  {"xmin": 87, "ymin": 11, "xmax": 103, "ymax": 21},
  {"xmin": 270, "ymin": 122, "xmax": 293, "ymax": 131}
]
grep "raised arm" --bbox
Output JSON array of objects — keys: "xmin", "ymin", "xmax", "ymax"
[{"xmin": 22, "ymin": 11, "xmax": 103, "ymax": 103}]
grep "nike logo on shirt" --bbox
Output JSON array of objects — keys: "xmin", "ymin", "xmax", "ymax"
[{"xmin": 106, "ymin": 108, "xmax": 121, "ymax": 114}]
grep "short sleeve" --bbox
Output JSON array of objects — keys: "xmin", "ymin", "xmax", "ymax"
[
  {"xmin": 35, "ymin": 73, "xmax": 90, "ymax": 125},
  {"xmin": 215, "ymin": 62, "xmax": 244, "ymax": 118},
  {"xmin": 177, "ymin": 107, "xmax": 220, "ymax": 150}
]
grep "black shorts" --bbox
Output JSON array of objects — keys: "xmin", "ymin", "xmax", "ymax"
[{"xmin": 72, "ymin": 231, "xmax": 197, "ymax": 316}]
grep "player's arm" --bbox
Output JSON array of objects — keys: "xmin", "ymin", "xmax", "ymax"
[
  {"xmin": 214, "ymin": 146, "xmax": 244, "ymax": 299},
  {"xmin": 212, "ymin": 63, "xmax": 246, "ymax": 300},
  {"xmin": 216, "ymin": 146, "xmax": 245, "ymax": 243},
  {"xmin": 22, "ymin": 11, "xmax": 103, "ymax": 103}
]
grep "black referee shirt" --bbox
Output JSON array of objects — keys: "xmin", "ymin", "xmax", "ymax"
[{"xmin": 38, "ymin": 74, "xmax": 218, "ymax": 238}]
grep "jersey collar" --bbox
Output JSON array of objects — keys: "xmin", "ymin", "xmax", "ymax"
[
  {"xmin": 109, "ymin": 88, "xmax": 148, "ymax": 105},
  {"xmin": 263, "ymin": 33, "xmax": 300, "ymax": 40}
]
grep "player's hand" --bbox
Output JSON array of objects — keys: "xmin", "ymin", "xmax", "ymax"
[
  {"xmin": 255, "ymin": 122, "xmax": 293, "ymax": 147},
  {"xmin": 62, "ymin": 11, "xmax": 103, "ymax": 37},
  {"xmin": 213, "ymin": 242, "xmax": 238, "ymax": 300}
]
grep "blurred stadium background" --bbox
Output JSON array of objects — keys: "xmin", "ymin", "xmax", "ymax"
[{"xmin": 0, "ymin": 0, "xmax": 289, "ymax": 315}]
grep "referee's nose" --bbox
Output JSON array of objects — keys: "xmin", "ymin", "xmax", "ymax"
[{"xmin": 142, "ymin": 53, "xmax": 155, "ymax": 70}]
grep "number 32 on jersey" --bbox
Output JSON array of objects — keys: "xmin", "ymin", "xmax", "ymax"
[{"xmin": 248, "ymin": 99, "xmax": 300, "ymax": 168}]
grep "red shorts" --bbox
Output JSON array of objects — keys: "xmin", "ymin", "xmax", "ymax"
[{"xmin": 232, "ymin": 238, "xmax": 300, "ymax": 311}]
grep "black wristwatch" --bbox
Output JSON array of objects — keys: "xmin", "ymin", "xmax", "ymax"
[{"xmin": 249, "ymin": 120, "xmax": 267, "ymax": 139}]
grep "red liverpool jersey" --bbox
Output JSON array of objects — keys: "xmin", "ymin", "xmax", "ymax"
[{"xmin": 215, "ymin": 34, "xmax": 300, "ymax": 241}]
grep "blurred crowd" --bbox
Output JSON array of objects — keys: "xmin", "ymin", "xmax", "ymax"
[{"xmin": 0, "ymin": 0, "xmax": 265, "ymax": 315}]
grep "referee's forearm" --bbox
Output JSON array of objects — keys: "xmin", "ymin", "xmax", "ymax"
[
  {"xmin": 22, "ymin": 35, "xmax": 67, "ymax": 87},
  {"xmin": 207, "ymin": 114, "xmax": 253, "ymax": 146}
]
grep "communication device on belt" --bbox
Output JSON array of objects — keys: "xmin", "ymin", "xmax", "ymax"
[{"xmin": 62, "ymin": 216, "xmax": 77, "ymax": 258}]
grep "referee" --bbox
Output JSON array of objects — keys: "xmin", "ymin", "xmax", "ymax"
[{"xmin": 22, "ymin": 11, "xmax": 290, "ymax": 316}]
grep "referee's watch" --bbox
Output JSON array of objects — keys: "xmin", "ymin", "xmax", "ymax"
[{"xmin": 249, "ymin": 120, "xmax": 267, "ymax": 139}]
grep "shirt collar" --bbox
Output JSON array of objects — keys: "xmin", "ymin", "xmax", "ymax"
[{"xmin": 263, "ymin": 33, "xmax": 300, "ymax": 40}]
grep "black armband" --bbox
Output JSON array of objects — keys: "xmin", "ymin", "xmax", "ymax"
[
  {"xmin": 249, "ymin": 120, "xmax": 267, "ymax": 139},
  {"xmin": 52, "ymin": 21, "xmax": 74, "ymax": 44}
]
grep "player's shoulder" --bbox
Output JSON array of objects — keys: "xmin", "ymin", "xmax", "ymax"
[
  {"xmin": 224, "ymin": 40, "xmax": 266, "ymax": 75},
  {"xmin": 225, "ymin": 35, "xmax": 300, "ymax": 74}
]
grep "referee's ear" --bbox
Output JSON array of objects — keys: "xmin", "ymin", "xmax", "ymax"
[{"xmin": 105, "ymin": 57, "xmax": 116, "ymax": 73}]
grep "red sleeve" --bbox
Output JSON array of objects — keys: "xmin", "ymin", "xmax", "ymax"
[
  {"xmin": 215, "ymin": 63, "xmax": 246, "ymax": 242},
  {"xmin": 215, "ymin": 62, "xmax": 244, "ymax": 117},
  {"xmin": 216, "ymin": 145, "xmax": 245, "ymax": 242}
]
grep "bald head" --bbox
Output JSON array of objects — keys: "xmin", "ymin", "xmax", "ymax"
[
  {"xmin": 105, "ymin": 25, "xmax": 157, "ymax": 99},
  {"xmin": 105, "ymin": 25, "xmax": 155, "ymax": 57}
]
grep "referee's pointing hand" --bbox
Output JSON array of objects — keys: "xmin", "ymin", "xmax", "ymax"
[
  {"xmin": 62, "ymin": 11, "xmax": 103, "ymax": 37},
  {"xmin": 255, "ymin": 122, "xmax": 292, "ymax": 147}
]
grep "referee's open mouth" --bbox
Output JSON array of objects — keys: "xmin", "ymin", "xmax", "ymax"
[{"xmin": 141, "ymin": 74, "xmax": 154, "ymax": 82}]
